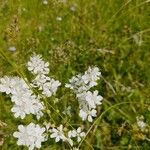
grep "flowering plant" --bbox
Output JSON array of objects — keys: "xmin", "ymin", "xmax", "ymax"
[{"xmin": 0, "ymin": 54, "xmax": 103, "ymax": 149}]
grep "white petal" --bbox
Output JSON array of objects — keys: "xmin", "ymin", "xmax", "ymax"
[
  {"xmin": 55, "ymin": 136, "xmax": 60, "ymax": 142},
  {"xmin": 18, "ymin": 125, "xmax": 25, "ymax": 132},
  {"xmin": 50, "ymin": 133, "xmax": 57, "ymax": 138},
  {"xmin": 77, "ymin": 127, "xmax": 81, "ymax": 133},
  {"xmin": 88, "ymin": 115, "xmax": 93, "ymax": 122},
  {"xmin": 13, "ymin": 132, "xmax": 20, "ymax": 138}
]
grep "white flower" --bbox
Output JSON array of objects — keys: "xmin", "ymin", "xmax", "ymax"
[
  {"xmin": 136, "ymin": 116, "xmax": 146, "ymax": 130},
  {"xmin": 77, "ymin": 90, "xmax": 103, "ymax": 109},
  {"xmin": 65, "ymin": 67, "xmax": 102, "ymax": 122},
  {"xmin": 8, "ymin": 46, "xmax": 16, "ymax": 52},
  {"xmin": 133, "ymin": 34, "xmax": 142, "ymax": 46},
  {"xmin": 82, "ymin": 67, "xmax": 101, "ymax": 87},
  {"xmin": 50, "ymin": 124, "xmax": 74, "ymax": 146},
  {"xmin": 76, "ymin": 127, "xmax": 85, "ymax": 142},
  {"xmin": 43, "ymin": 0, "xmax": 48, "ymax": 5},
  {"xmin": 79, "ymin": 109, "xmax": 97, "ymax": 122},
  {"xmin": 32, "ymin": 74, "xmax": 51, "ymax": 88},
  {"xmin": 56, "ymin": 16, "xmax": 62, "ymax": 21},
  {"xmin": 65, "ymin": 67, "xmax": 101, "ymax": 94},
  {"xmin": 68, "ymin": 127, "xmax": 85, "ymax": 142},
  {"xmin": 0, "ymin": 76, "xmax": 44, "ymax": 119},
  {"xmin": 65, "ymin": 74, "xmax": 89, "ymax": 94},
  {"xmin": 43, "ymin": 79, "xmax": 61, "ymax": 94},
  {"xmin": 42, "ymin": 78, "xmax": 61, "ymax": 96},
  {"xmin": 70, "ymin": 5, "xmax": 76, "ymax": 12},
  {"xmin": 43, "ymin": 122, "xmax": 51, "ymax": 131},
  {"xmin": 0, "ymin": 76, "xmax": 13, "ymax": 94},
  {"xmin": 137, "ymin": 120, "xmax": 146, "ymax": 129},
  {"xmin": 11, "ymin": 96, "xmax": 44, "ymax": 119},
  {"xmin": 27, "ymin": 54, "xmax": 49, "ymax": 75},
  {"xmin": 68, "ymin": 130, "xmax": 77, "ymax": 138},
  {"xmin": 84, "ymin": 90, "xmax": 103, "ymax": 109},
  {"xmin": 27, "ymin": 54, "xmax": 61, "ymax": 98},
  {"xmin": 50, "ymin": 125, "xmax": 66, "ymax": 142},
  {"xmin": 13, "ymin": 123, "xmax": 46, "ymax": 150},
  {"xmin": 32, "ymin": 74, "xmax": 61, "ymax": 97}
]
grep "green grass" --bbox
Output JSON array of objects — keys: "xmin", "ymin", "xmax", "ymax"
[{"xmin": 0, "ymin": 0, "xmax": 150, "ymax": 149}]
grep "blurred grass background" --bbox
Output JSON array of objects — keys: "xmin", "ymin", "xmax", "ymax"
[{"xmin": 0, "ymin": 0, "xmax": 150, "ymax": 149}]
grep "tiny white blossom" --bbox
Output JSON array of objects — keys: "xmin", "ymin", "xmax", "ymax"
[
  {"xmin": 32, "ymin": 74, "xmax": 61, "ymax": 97},
  {"xmin": 84, "ymin": 90, "xmax": 103, "ymax": 109},
  {"xmin": 133, "ymin": 34, "xmax": 142, "ymax": 46},
  {"xmin": 13, "ymin": 123, "xmax": 46, "ymax": 150},
  {"xmin": 43, "ymin": 78, "xmax": 61, "ymax": 96},
  {"xmin": 70, "ymin": 5, "xmax": 76, "ymax": 12},
  {"xmin": 43, "ymin": 122, "xmax": 51, "ymax": 131},
  {"xmin": 8, "ymin": 46, "xmax": 16, "ymax": 52},
  {"xmin": 50, "ymin": 125, "xmax": 66, "ymax": 142},
  {"xmin": 65, "ymin": 74, "xmax": 89, "ymax": 94},
  {"xmin": 32, "ymin": 74, "xmax": 51, "ymax": 88},
  {"xmin": 27, "ymin": 54, "xmax": 49, "ymax": 75},
  {"xmin": 54, "ymin": 98, "xmax": 60, "ymax": 104},
  {"xmin": 79, "ymin": 109, "xmax": 97, "ymax": 122},
  {"xmin": 66, "ymin": 67, "xmax": 101, "ymax": 94},
  {"xmin": 49, "ymin": 125, "xmax": 73, "ymax": 145},
  {"xmin": 68, "ymin": 127, "xmax": 85, "ymax": 142},
  {"xmin": 0, "ymin": 76, "xmax": 13, "ymax": 94},
  {"xmin": 68, "ymin": 130, "xmax": 77, "ymax": 138},
  {"xmin": 136, "ymin": 116, "xmax": 146, "ymax": 130},
  {"xmin": 43, "ymin": 0, "xmax": 48, "ymax": 5},
  {"xmin": 137, "ymin": 120, "xmax": 146, "ymax": 129},
  {"xmin": 56, "ymin": 16, "xmax": 62, "ymax": 21},
  {"xmin": 82, "ymin": 67, "xmax": 101, "ymax": 87},
  {"xmin": 76, "ymin": 127, "xmax": 85, "ymax": 142}
]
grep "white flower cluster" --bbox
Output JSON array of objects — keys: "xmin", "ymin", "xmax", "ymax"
[
  {"xmin": 0, "ymin": 54, "xmax": 63, "ymax": 149},
  {"xmin": 136, "ymin": 116, "xmax": 147, "ymax": 131},
  {"xmin": 27, "ymin": 54, "xmax": 49, "ymax": 75},
  {"xmin": 27, "ymin": 54, "xmax": 61, "ymax": 97},
  {"xmin": 1, "ymin": 53, "xmax": 104, "ymax": 149},
  {"xmin": 66, "ymin": 67, "xmax": 103, "ymax": 122},
  {"xmin": 13, "ymin": 123, "xmax": 46, "ymax": 150},
  {"xmin": 66, "ymin": 67, "xmax": 101, "ymax": 94},
  {"xmin": 49, "ymin": 124, "xmax": 85, "ymax": 146},
  {"xmin": 0, "ymin": 76, "xmax": 44, "ymax": 119}
]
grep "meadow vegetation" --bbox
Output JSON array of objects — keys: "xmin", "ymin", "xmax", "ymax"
[{"xmin": 0, "ymin": 0, "xmax": 150, "ymax": 149}]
